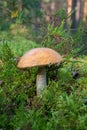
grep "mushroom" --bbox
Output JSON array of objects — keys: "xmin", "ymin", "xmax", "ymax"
[{"xmin": 17, "ymin": 48, "xmax": 63, "ymax": 95}]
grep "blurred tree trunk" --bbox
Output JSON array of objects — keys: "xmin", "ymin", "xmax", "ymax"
[
  {"xmin": 83, "ymin": 0, "xmax": 87, "ymax": 22},
  {"xmin": 50, "ymin": 0, "xmax": 56, "ymax": 14},
  {"xmin": 71, "ymin": 0, "xmax": 83, "ymax": 31},
  {"xmin": 71, "ymin": 0, "xmax": 77, "ymax": 29},
  {"xmin": 18, "ymin": 0, "xmax": 22, "ymax": 12},
  {"xmin": 34, "ymin": 1, "xmax": 42, "ymax": 34},
  {"xmin": 76, "ymin": 0, "xmax": 83, "ymax": 27}
]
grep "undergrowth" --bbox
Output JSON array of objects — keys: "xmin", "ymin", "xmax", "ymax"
[{"xmin": 0, "ymin": 22, "xmax": 87, "ymax": 130}]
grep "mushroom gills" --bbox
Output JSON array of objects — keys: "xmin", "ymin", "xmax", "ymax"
[{"xmin": 36, "ymin": 66, "xmax": 47, "ymax": 95}]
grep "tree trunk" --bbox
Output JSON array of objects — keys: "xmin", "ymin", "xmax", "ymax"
[
  {"xmin": 18, "ymin": 0, "xmax": 22, "ymax": 12},
  {"xmin": 71, "ymin": 0, "xmax": 77, "ymax": 30}
]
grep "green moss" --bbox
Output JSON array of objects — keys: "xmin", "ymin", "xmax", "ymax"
[{"xmin": 0, "ymin": 30, "xmax": 87, "ymax": 130}]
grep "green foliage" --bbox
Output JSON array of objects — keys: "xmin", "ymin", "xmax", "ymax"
[
  {"xmin": 41, "ymin": 20, "xmax": 87, "ymax": 55},
  {"xmin": 54, "ymin": 8, "xmax": 67, "ymax": 20},
  {"xmin": 0, "ymin": 0, "xmax": 42, "ymax": 31},
  {"xmin": 0, "ymin": 40, "xmax": 87, "ymax": 129},
  {"xmin": 0, "ymin": 8, "xmax": 87, "ymax": 129},
  {"xmin": 41, "ymin": 20, "xmax": 74, "ymax": 55},
  {"xmin": 0, "ymin": 34, "xmax": 38, "ymax": 129},
  {"xmin": 17, "ymin": 81, "xmax": 87, "ymax": 130},
  {"xmin": 0, "ymin": 32, "xmax": 38, "ymax": 57}
]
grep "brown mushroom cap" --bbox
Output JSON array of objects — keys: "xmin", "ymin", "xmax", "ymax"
[{"xmin": 17, "ymin": 48, "xmax": 63, "ymax": 68}]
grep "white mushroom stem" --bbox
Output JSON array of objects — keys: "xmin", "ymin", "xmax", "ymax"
[{"xmin": 36, "ymin": 66, "xmax": 47, "ymax": 95}]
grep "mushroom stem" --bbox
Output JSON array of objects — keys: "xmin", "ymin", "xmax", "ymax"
[{"xmin": 36, "ymin": 66, "xmax": 47, "ymax": 95}]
